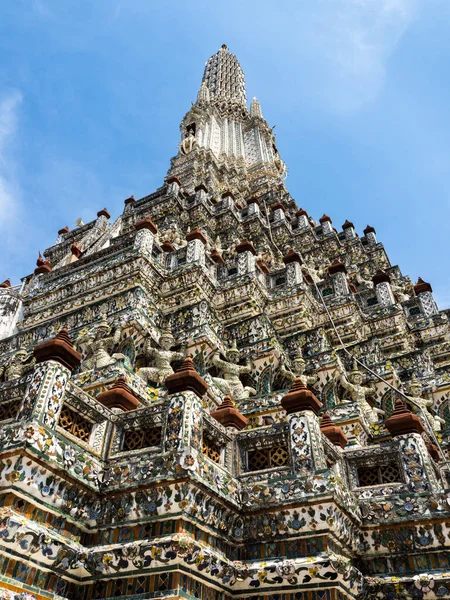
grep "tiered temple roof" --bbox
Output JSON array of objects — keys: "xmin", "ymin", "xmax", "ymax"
[{"xmin": 0, "ymin": 46, "xmax": 450, "ymax": 600}]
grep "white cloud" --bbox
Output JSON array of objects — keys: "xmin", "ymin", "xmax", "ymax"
[
  {"xmin": 0, "ymin": 90, "xmax": 23, "ymax": 229},
  {"xmin": 303, "ymin": 0, "xmax": 421, "ymax": 110}
]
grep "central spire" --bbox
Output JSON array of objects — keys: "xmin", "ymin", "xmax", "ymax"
[{"xmin": 202, "ymin": 44, "xmax": 246, "ymax": 107}]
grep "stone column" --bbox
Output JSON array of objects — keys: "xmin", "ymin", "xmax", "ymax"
[
  {"xmin": 320, "ymin": 214, "xmax": 333, "ymax": 235},
  {"xmin": 0, "ymin": 280, "xmax": 23, "ymax": 341},
  {"xmin": 166, "ymin": 175, "xmax": 181, "ymax": 196},
  {"xmin": 283, "ymin": 249, "xmax": 303, "ymax": 286},
  {"xmin": 364, "ymin": 225, "xmax": 377, "ymax": 246},
  {"xmin": 281, "ymin": 378, "xmax": 326, "ymax": 474},
  {"xmin": 16, "ymin": 329, "xmax": 81, "ymax": 428},
  {"xmin": 414, "ymin": 278, "xmax": 439, "ymax": 316},
  {"xmin": 186, "ymin": 227, "xmax": 207, "ymax": 266},
  {"xmin": 236, "ymin": 238, "xmax": 256, "ymax": 275},
  {"xmin": 123, "ymin": 194, "xmax": 136, "ymax": 214},
  {"xmin": 194, "ymin": 183, "xmax": 208, "ymax": 204},
  {"xmin": 386, "ymin": 399, "xmax": 442, "ymax": 492},
  {"xmin": 247, "ymin": 197, "xmax": 260, "ymax": 216},
  {"xmin": 342, "ymin": 220, "xmax": 356, "ymax": 240},
  {"xmin": 328, "ymin": 261, "xmax": 349, "ymax": 296},
  {"xmin": 134, "ymin": 216, "xmax": 158, "ymax": 255},
  {"xmin": 271, "ymin": 202, "xmax": 285, "ymax": 223},
  {"xmin": 296, "ymin": 208, "xmax": 310, "ymax": 231},
  {"xmin": 221, "ymin": 191, "xmax": 234, "ymax": 209},
  {"xmin": 372, "ymin": 270, "xmax": 395, "ymax": 306},
  {"xmin": 164, "ymin": 357, "xmax": 208, "ymax": 459},
  {"xmin": 96, "ymin": 207, "xmax": 111, "ymax": 229}
]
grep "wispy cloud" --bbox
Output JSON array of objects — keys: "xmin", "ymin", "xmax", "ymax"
[
  {"xmin": 0, "ymin": 90, "xmax": 23, "ymax": 230},
  {"xmin": 303, "ymin": 0, "xmax": 421, "ymax": 111}
]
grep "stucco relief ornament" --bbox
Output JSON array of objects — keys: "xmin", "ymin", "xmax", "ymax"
[
  {"xmin": 180, "ymin": 130, "xmax": 197, "ymax": 155},
  {"xmin": 210, "ymin": 340, "xmax": 256, "ymax": 401},
  {"xmin": 159, "ymin": 222, "xmax": 186, "ymax": 249},
  {"xmin": 279, "ymin": 347, "xmax": 318, "ymax": 388},
  {"xmin": 77, "ymin": 316, "xmax": 125, "ymax": 370},
  {"xmin": 406, "ymin": 375, "xmax": 444, "ymax": 432},
  {"xmin": 137, "ymin": 329, "xmax": 185, "ymax": 386},
  {"xmin": 0, "ymin": 349, "xmax": 35, "ymax": 382},
  {"xmin": 335, "ymin": 358, "xmax": 383, "ymax": 424}
]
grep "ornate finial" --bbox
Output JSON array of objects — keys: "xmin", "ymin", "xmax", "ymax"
[
  {"xmin": 281, "ymin": 377, "xmax": 322, "ymax": 415},
  {"xmin": 97, "ymin": 375, "xmax": 140, "ymax": 412},
  {"xmin": 165, "ymin": 356, "xmax": 209, "ymax": 398},
  {"xmin": 211, "ymin": 394, "xmax": 248, "ymax": 430},
  {"xmin": 320, "ymin": 412, "xmax": 348, "ymax": 448},
  {"xmin": 385, "ymin": 398, "xmax": 424, "ymax": 437},
  {"xmin": 33, "ymin": 328, "xmax": 81, "ymax": 372}
]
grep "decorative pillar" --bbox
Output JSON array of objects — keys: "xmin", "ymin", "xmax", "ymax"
[
  {"xmin": 414, "ymin": 278, "xmax": 439, "ymax": 316},
  {"xmin": 247, "ymin": 197, "xmax": 260, "ymax": 216},
  {"xmin": 221, "ymin": 191, "xmax": 234, "ymax": 209},
  {"xmin": 385, "ymin": 399, "xmax": 441, "ymax": 492},
  {"xmin": 134, "ymin": 216, "xmax": 158, "ymax": 255},
  {"xmin": 320, "ymin": 214, "xmax": 333, "ymax": 235},
  {"xmin": 194, "ymin": 184, "xmax": 208, "ymax": 203},
  {"xmin": 166, "ymin": 175, "xmax": 181, "ymax": 196},
  {"xmin": 364, "ymin": 225, "xmax": 377, "ymax": 246},
  {"xmin": 281, "ymin": 378, "xmax": 326, "ymax": 473},
  {"xmin": 235, "ymin": 238, "xmax": 256, "ymax": 275},
  {"xmin": 164, "ymin": 357, "xmax": 208, "ymax": 456},
  {"xmin": 271, "ymin": 202, "xmax": 285, "ymax": 223},
  {"xmin": 342, "ymin": 220, "xmax": 356, "ymax": 240},
  {"xmin": 328, "ymin": 260, "xmax": 349, "ymax": 296},
  {"xmin": 124, "ymin": 195, "xmax": 136, "ymax": 213},
  {"xmin": 283, "ymin": 248, "xmax": 303, "ymax": 286},
  {"xmin": 96, "ymin": 208, "xmax": 111, "ymax": 228},
  {"xmin": 372, "ymin": 270, "xmax": 395, "ymax": 306},
  {"xmin": 0, "ymin": 280, "xmax": 23, "ymax": 341},
  {"xmin": 296, "ymin": 208, "xmax": 310, "ymax": 231},
  {"xmin": 186, "ymin": 227, "xmax": 207, "ymax": 265},
  {"xmin": 17, "ymin": 329, "xmax": 81, "ymax": 428}
]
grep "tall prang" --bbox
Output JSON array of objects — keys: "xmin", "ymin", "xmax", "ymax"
[{"xmin": 0, "ymin": 46, "xmax": 450, "ymax": 600}]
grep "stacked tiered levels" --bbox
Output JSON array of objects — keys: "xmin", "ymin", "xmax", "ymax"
[{"xmin": 0, "ymin": 46, "xmax": 450, "ymax": 600}]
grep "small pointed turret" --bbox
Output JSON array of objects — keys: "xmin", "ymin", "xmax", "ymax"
[
  {"xmin": 196, "ymin": 81, "xmax": 210, "ymax": 104},
  {"xmin": 250, "ymin": 97, "xmax": 262, "ymax": 118}
]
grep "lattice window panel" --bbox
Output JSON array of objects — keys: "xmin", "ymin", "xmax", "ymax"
[
  {"xmin": 357, "ymin": 464, "xmax": 401, "ymax": 487},
  {"xmin": 247, "ymin": 445, "xmax": 288, "ymax": 472},
  {"xmin": 157, "ymin": 573, "xmax": 170, "ymax": 591},
  {"xmin": 202, "ymin": 436, "xmax": 222, "ymax": 464},
  {"xmin": 59, "ymin": 405, "xmax": 93, "ymax": 443},
  {"xmin": 0, "ymin": 400, "xmax": 19, "ymax": 422},
  {"xmin": 122, "ymin": 426, "xmax": 162, "ymax": 451}
]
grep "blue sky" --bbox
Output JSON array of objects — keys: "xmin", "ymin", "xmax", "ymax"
[{"xmin": 1, "ymin": 0, "xmax": 450, "ymax": 306}]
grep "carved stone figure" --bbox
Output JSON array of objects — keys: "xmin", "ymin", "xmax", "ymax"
[
  {"xmin": 78, "ymin": 317, "xmax": 124, "ymax": 371},
  {"xmin": 210, "ymin": 341, "xmax": 256, "ymax": 401},
  {"xmin": 406, "ymin": 375, "xmax": 444, "ymax": 432},
  {"xmin": 180, "ymin": 130, "xmax": 197, "ymax": 155},
  {"xmin": 137, "ymin": 329, "xmax": 185, "ymax": 386},
  {"xmin": 336, "ymin": 359, "xmax": 383, "ymax": 424},
  {"xmin": 279, "ymin": 348, "xmax": 318, "ymax": 388},
  {"xmin": 0, "ymin": 349, "xmax": 35, "ymax": 382}
]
